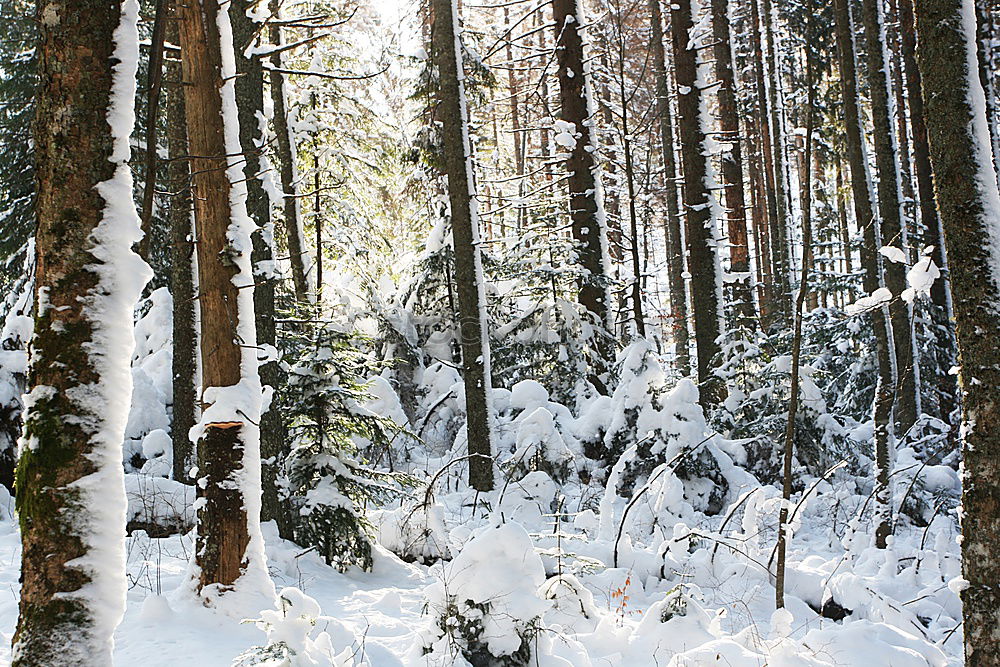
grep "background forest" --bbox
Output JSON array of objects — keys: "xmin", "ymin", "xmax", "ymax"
[{"xmin": 0, "ymin": 0, "xmax": 997, "ymax": 664}]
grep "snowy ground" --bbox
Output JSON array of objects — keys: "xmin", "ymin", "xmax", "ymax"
[{"xmin": 0, "ymin": 473, "xmax": 965, "ymax": 666}]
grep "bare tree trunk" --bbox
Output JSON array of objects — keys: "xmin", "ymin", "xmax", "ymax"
[
  {"xmin": 760, "ymin": 0, "xmax": 792, "ymax": 321},
  {"xmin": 712, "ymin": 0, "xmax": 754, "ymax": 328},
  {"xmin": 178, "ymin": 0, "xmax": 260, "ymax": 590},
  {"xmin": 834, "ymin": 0, "xmax": 895, "ymax": 548},
  {"xmin": 648, "ymin": 0, "xmax": 691, "ymax": 375},
  {"xmin": 433, "ymin": 0, "xmax": 495, "ymax": 491},
  {"xmin": 672, "ymin": 0, "xmax": 726, "ymax": 406},
  {"xmin": 860, "ymin": 0, "xmax": 919, "ymax": 433},
  {"xmin": 14, "ymin": 0, "xmax": 148, "ymax": 661},
  {"xmin": 139, "ymin": 0, "xmax": 168, "ymax": 261},
  {"xmin": 167, "ymin": 12, "xmax": 197, "ymax": 485},
  {"xmin": 898, "ymin": 0, "xmax": 958, "ymax": 424},
  {"xmin": 553, "ymin": 0, "xmax": 613, "ymax": 386},
  {"xmin": 913, "ymin": 0, "xmax": 1000, "ymax": 661},
  {"xmin": 268, "ymin": 0, "xmax": 310, "ymax": 301}
]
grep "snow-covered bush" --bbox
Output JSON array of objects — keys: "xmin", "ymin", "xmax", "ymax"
[
  {"xmin": 593, "ymin": 341, "xmax": 735, "ymax": 516},
  {"xmin": 234, "ymin": 587, "xmax": 368, "ymax": 667},
  {"xmin": 423, "ymin": 522, "xmax": 548, "ymax": 666}
]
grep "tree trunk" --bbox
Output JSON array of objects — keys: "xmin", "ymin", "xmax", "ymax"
[
  {"xmin": 14, "ymin": 0, "xmax": 148, "ymax": 661},
  {"xmin": 230, "ymin": 0, "xmax": 289, "ymax": 540},
  {"xmin": 833, "ymin": 0, "xmax": 895, "ymax": 548},
  {"xmin": 648, "ymin": 0, "xmax": 691, "ymax": 375},
  {"xmin": 760, "ymin": 0, "xmax": 792, "ymax": 321},
  {"xmin": 899, "ymin": 0, "xmax": 958, "ymax": 424},
  {"xmin": 913, "ymin": 0, "xmax": 1000, "ymax": 661},
  {"xmin": 433, "ymin": 0, "xmax": 495, "ymax": 492},
  {"xmin": 168, "ymin": 14, "xmax": 197, "ymax": 486},
  {"xmin": 178, "ymin": 0, "xmax": 262, "ymax": 591},
  {"xmin": 672, "ymin": 0, "xmax": 726, "ymax": 406},
  {"xmin": 268, "ymin": 0, "xmax": 310, "ymax": 301},
  {"xmin": 860, "ymin": 0, "xmax": 920, "ymax": 433},
  {"xmin": 553, "ymin": 0, "xmax": 613, "ymax": 383},
  {"xmin": 712, "ymin": 0, "xmax": 754, "ymax": 328},
  {"xmin": 748, "ymin": 0, "xmax": 780, "ymax": 322},
  {"xmin": 139, "ymin": 0, "xmax": 167, "ymax": 261}
]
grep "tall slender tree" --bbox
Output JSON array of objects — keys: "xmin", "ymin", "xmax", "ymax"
[
  {"xmin": 711, "ymin": 0, "xmax": 754, "ymax": 327},
  {"xmin": 648, "ymin": 0, "xmax": 691, "ymax": 375},
  {"xmin": 913, "ymin": 0, "xmax": 1000, "ymax": 661},
  {"xmin": 178, "ymin": 0, "xmax": 268, "ymax": 592},
  {"xmin": 14, "ymin": 0, "xmax": 149, "ymax": 661},
  {"xmin": 860, "ymin": 0, "xmax": 920, "ymax": 433},
  {"xmin": 672, "ymin": 0, "xmax": 726, "ymax": 405},
  {"xmin": 553, "ymin": 0, "xmax": 614, "ymax": 387},
  {"xmin": 833, "ymin": 0, "xmax": 895, "ymax": 548},
  {"xmin": 434, "ymin": 0, "xmax": 495, "ymax": 492},
  {"xmin": 168, "ymin": 11, "xmax": 197, "ymax": 485}
]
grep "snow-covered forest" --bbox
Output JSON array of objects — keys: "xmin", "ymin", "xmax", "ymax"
[{"xmin": 0, "ymin": 0, "xmax": 997, "ymax": 663}]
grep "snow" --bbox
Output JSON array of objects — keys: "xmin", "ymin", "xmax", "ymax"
[{"xmin": 879, "ymin": 245, "xmax": 908, "ymax": 264}]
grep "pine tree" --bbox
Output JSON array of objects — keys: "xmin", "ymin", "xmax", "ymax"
[
  {"xmin": 14, "ymin": 0, "xmax": 149, "ymax": 661},
  {"xmin": 913, "ymin": 0, "xmax": 1000, "ymax": 661}
]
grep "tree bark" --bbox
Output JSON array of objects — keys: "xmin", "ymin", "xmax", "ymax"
[
  {"xmin": 834, "ymin": 0, "xmax": 895, "ymax": 548},
  {"xmin": 167, "ymin": 14, "xmax": 197, "ymax": 486},
  {"xmin": 14, "ymin": 0, "xmax": 146, "ymax": 661},
  {"xmin": 139, "ymin": 0, "xmax": 167, "ymax": 261},
  {"xmin": 433, "ymin": 0, "xmax": 495, "ymax": 491},
  {"xmin": 268, "ymin": 0, "xmax": 310, "ymax": 301},
  {"xmin": 648, "ymin": 0, "xmax": 691, "ymax": 374},
  {"xmin": 712, "ymin": 0, "xmax": 754, "ymax": 328},
  {"xmin": 231, "ymin": 0, "xmax": 289, "ymax": 540},
  {"xmin": 672, "ymin": 0, "xmax": 726, "ymax": 405},
  {"xmin": 860, "ymin": 0, "xmax": 919, "ymax": 433},
  {"xmin": 553, "ymin": 0, "xmax": 613, "ymax": 382},
  {"xmin": 899, "ymin": 0, "xmax": 958, "ymax": 424},
  {"xmin": 913, "ymin": 0, "xmax": 1000, "ymax": 661},
  {"xmin": 178, "ymin": 0, "xmax": 255, "ymax": 590},
  {"xmin": 760, "ymin": 0, "xmax": 792, "ymax": 321}
]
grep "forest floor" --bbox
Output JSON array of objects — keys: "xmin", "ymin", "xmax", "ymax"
[{"xmin": 0, "ymin": 478, "xmax": 967, "ymax": 666}]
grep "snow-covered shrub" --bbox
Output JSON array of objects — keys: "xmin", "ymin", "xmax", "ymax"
[
  {"xmin": 423, "ymin": 522, "xmax": 548, "ymax": 666},
  {"xmin": 594, "ymin": 341, "xmax": 734, "ymax": 515},
  {"xmin": 234, "ymin": 587, "xmax": 368, "ymax": 667},
  {"xmin": 0, "ymin": 274, "xmax": 30, "ymax": 492},
  {"xmin": 372, "ymin": 501, "xmax": 452, "ymax": 564},
  {"xmin": 125, "ymin": 287, "xmax": 173, "ymax": 473}
]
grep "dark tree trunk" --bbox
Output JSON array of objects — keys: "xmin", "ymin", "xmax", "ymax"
[
  {"xmin": 14, "ymin": 0, "xmax": 145, "ymax": 661},
  {"xmin": 760, "ymin": 0, "xmax": 792, "ymax": 321},
  {"xmin": 898, "ymin": 0, "xmax": 958, "ymax": 424},
  {"xmin": 834, "ymin": 0, "xmax": 895, "ymax": 548},
  {"xmin": 553, "ymin": 0, "xmax": 613, "ymax": 383},
  {"xmin": 672, "ymin": 0, "xmax": 726, "ymax": 406},
  {"xmin": 712, "ymin": 0, "xmax": 754, "ymax": 328},
  {"xmin": 268, "ymin": 0, "xmax": 309, "ymax": 301},
  {"xmin": 139, "ymin": 0, "xmax": 167, "ymax": 261},
  {"xmin": 860, "ymin": 0, "xmax": 919, "ymax": 433},
  {"xmin": 231, "ymin": 0, "xmax": 289, "ymax": 540},
  {"xmin": 913, "ymin": 0, "xmax": 1000, "ymax": 662},
  {"xmin": 433, "ymin": 0, "xmax": 494, "ymax": 491},
  {"xmin": 648, "ymin": 0, "xmax": 691, "ymax": 375},
  {"xmin": 178, "ymin": 0, "xmax": 254, "ymax": 590},
  {"xmin": 167, "ymin": 13, "xmax": 197, "ymax": 486}
]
